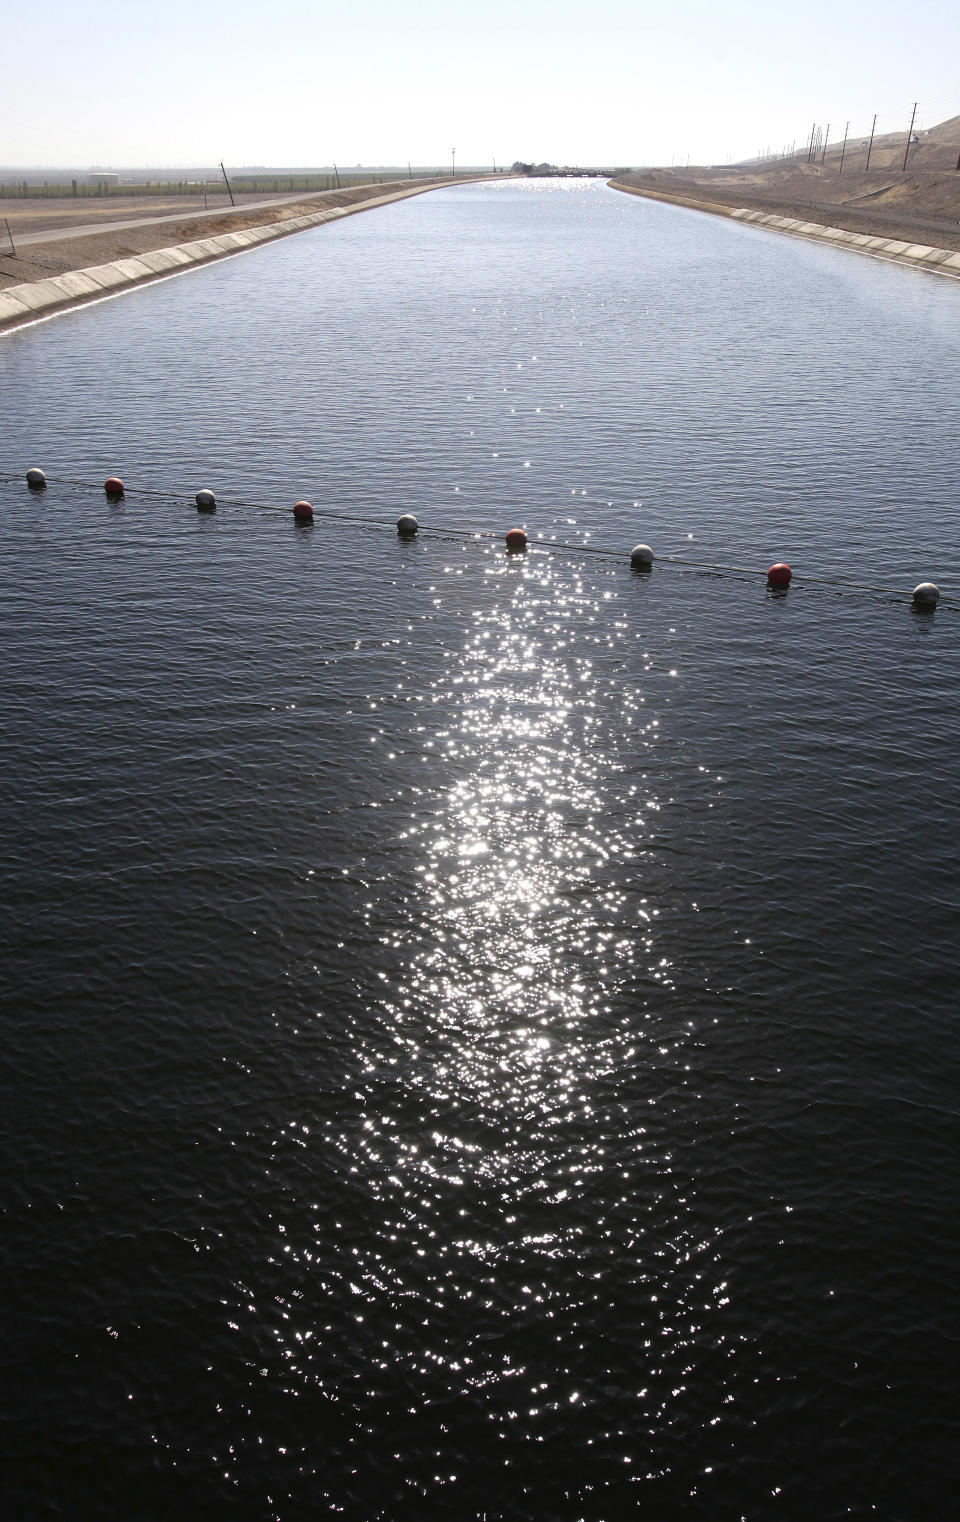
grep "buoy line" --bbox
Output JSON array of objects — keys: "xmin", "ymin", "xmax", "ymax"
[{"xmin": 3, "ymin": 469, "xmax": 952, "ymax": 608}]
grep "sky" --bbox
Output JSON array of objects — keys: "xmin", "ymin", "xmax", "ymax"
[{"xmin": 4, "ymin": 0, "xmax": 960, "ymax": 169}]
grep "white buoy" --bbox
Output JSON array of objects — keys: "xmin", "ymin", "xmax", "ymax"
[
  {"xmin": 26, "ymin": 468, "xmax": 46, "ymax": 488},
  {"xmin": 195, "ymin": 489, "xmax": 216, "ymax": 511},
  {"xmin": 913, "ymin": 582, "xmax": 940, "ymax": 607},
  {"xmin": 397, "ymin": 514, "xmax": 419, "ymax": 536},
  {"xmin": 630, "ymin": 543, "xmax": 654, "ymax": 568}
]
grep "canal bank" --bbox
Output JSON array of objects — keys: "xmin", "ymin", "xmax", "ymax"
[
  {"xmin": 609, "ymin": 178, "xmax": 960, "ymax": 282},
  {"xmin": 0, "ymin": 177, "xmax": 482, "ymax": 333}
]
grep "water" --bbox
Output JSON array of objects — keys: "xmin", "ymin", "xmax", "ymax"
[{"xmin": 1, "ymin": 181, "xmax": 958, "ymax": 1520}]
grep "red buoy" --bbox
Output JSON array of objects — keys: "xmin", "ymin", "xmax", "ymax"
[
  {"xmin": 767, "ymin": 562, "xmax": 791, "ymax": 587},
  {"xmin": 505, "ymin": 527, "xmax": 527, "ymax": 550},
  {"xmin": 293, "ymin": 499, "xmax": 313, "ymax": 521},
  {"xmin": 104, "ymin": 476, "xmax": 124, "ymax": 497}
]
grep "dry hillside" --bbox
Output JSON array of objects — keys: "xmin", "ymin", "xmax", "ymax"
[{"xmin": 618, "ymin": 114, "xmax": 960, "ymax": 252}]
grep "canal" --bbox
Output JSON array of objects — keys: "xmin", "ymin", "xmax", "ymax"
[{"xmin": 2, "ymin": 178, "xmax": 958, "ymax": 1519}]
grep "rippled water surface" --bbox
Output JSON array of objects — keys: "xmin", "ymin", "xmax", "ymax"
[{"xmin": 2, "ymin": 181, "xmax": 958, "ymax": 1520}]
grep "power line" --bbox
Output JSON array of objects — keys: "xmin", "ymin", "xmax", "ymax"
[{"xmin": 902, "ymin": 101, "xmax": 918, "ymax": 171}]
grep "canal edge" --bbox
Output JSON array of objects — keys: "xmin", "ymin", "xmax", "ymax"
[
  {"xmin": 0, "ymin": 178, "xmax": 474, "ymax": 336},
  {"xmin": 608, "ymin": 179, "xmax": 960, "ymax": 284}
]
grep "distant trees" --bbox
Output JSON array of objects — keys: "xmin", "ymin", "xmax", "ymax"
[{"xmin": 510, "ymin": 161, "xmax": 596, "ymax": 177}]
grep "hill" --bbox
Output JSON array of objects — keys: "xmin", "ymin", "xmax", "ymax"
[{"xmin": 618, "ymin": 114, "xmax": 960, "ymax": 253}]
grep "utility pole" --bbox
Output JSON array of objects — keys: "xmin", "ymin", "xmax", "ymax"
[
  {"xmin": 4, "ymin": 217, "xmax": 16, "ymax": 256},
  {"xmin": 838, "ymin": 121, "xmax": 849, "ymax": 174},
  {"xmin": 493, "ymin": 154, "xmax": 497, "ymax": 173},
  {"xmin": 333, "ymin": 163, "xmax": 341, "ymax": 188},
  {"xmin": 452, "ymin": 147, "xmax": 455, "ymax": 178},
  {"xmin": 902, "ymin": 101, "xmax": 917, "ymax": 171},
  {"xmin": 807, "ymin": 121, "xmax": 816, "ymax": 162},
  {"xmin": 820, "ymin": 123, "xmax": 830, "ymax": 165},
  {"xmin": 220, "ymin": 162, "xmax": 235, "ymax": 207},
  {"xmin": 408, "ymin": 161, "xmax": 413, "ymax": 180},
  {"xmin": 865, "ymin": 114, "xmax": 877, "ymax": 172}
]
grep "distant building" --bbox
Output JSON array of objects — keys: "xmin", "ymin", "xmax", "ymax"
[{"xmin": 87, "ymin": 171, "xmax": 121, "ymax": 186}]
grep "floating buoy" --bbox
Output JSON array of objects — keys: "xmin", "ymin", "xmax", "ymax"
[
  {"xmin": 767, "ymin": 562, "xmax": 792, "ymax": 587},
  {"xmin": 505, "ymin": 527, "xmax": 527, "ymax": 550},
  {"xmin": 26, "ymin": 467, "xmax": 46, "ymax": 489},
  {"xmin": 104, "ymin": 476, "xmax": 124, "ymax": 497},
  {"xmin": 293, "ymin": 499, "xmax": 313, "ymax": 521},
  {"xmin": 397, "ymin": 513, "xmax": 419, "ymax": 536},
  {"xmin": 630, "ymin": 543, "xmax": 654, "ymax": 569},
  {"xmin": 912, "ymin": 581, "xmax": 940, "ymax": 608},
  {"xmin": 195, "ymin": 489, "xmax": 216, "ymax": 512}
]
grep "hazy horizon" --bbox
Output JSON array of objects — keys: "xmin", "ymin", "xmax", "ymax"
[{"xmin": 4, "ymin": 0, "xmax": 959, "ymax": 171}]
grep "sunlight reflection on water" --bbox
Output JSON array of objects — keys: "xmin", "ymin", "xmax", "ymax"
[
  {"xmin": 4, "ymin": 177, "xmax": 959, "ymax": 1521},
  {"xmin": 262, "ymin": 548, "xmax": 740, "ymax": 1497},
  {"xmin": 375, "ymin": 553, "xmax": 669, "ymax": 1118}
]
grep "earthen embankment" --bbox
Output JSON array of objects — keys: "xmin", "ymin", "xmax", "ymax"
[
  {"xmin": 0, "ymin": 178, "xmax": 483, "ymax": 332},
  {"xmin": 609, "ymin": 176, "xmax": 960, "ymax": 282}
]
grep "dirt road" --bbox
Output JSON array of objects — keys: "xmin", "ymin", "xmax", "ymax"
[{"xmin": 0, "ymin": 179, "xmax": 456, "ymax": 293}]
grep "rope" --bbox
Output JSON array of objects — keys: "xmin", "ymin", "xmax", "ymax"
[{"xmin": 2, "ymin": 471, "xmax": 953, "ymax": 606}]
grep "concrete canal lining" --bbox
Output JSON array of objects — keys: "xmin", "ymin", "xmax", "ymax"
[
  {"xmin": 609, "ymin": 180, "xmax": 960, "ymax": 284},
  {"xmin": 0, "ymin": 180, "xmax": 464, "ymax": 334},
  {"xmin": 729, "ymin": 208, "xmax": 960, "ymax": 278}
]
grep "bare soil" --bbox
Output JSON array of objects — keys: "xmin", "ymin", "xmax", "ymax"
[
  {"xmin": 614, "ymin": 114, "xmax": 960, "ymax": 254},
  {"xmin": 0, "ymin": 191, "xmax": 270, "ymax": 237},
  {"xmin": 0, "ymin": 180, "xmax": 449, "ymax": 292}
]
